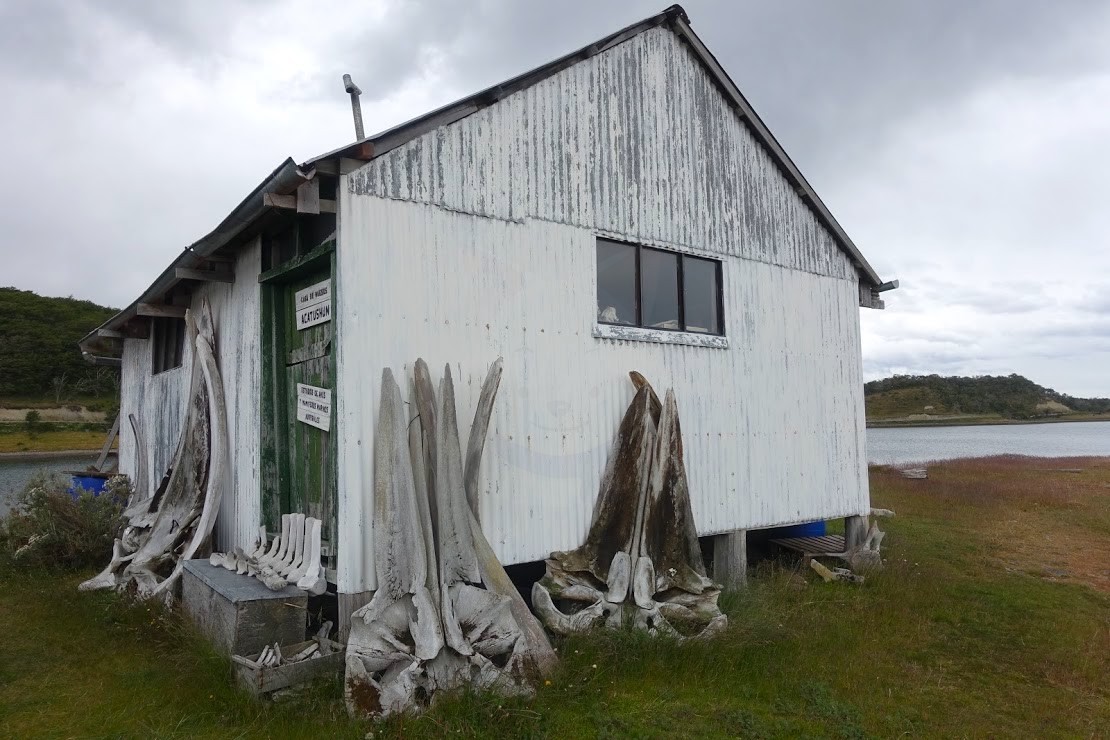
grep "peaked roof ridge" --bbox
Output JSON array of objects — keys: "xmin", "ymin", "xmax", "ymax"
[
  {"xmin": 80, "ymin": 5, "xmax": 886, "ymax": 359},
  {"xmin": 308, "ymin": 4, "xmax": 880, "ymax": 286}
]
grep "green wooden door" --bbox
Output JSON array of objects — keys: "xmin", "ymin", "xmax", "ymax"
[
  {"xmin": 260, "ymin": 249, "xmax": 337, "ymax": 569},
  {"xmin": 282, "ymin": 269, "xmax": 335, "ymax": 546}
]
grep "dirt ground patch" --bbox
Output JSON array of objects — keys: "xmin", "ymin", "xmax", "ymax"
[{"xmin": 0, "ymin": 407, "xmax": 106, "ymax": 423}]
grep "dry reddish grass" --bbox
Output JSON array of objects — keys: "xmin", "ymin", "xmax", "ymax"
[{"xmin": 872, "ymin": 456, "xmax": 1110, "ymax": 593}]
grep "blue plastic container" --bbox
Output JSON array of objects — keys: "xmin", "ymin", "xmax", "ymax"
[
  {"xmin": 69, "ymin": 475, "xmax": 109, "ymax": 498},
  {"xmin": 771, "ymin": 520, "xmax": 827, "ymax": 538}
]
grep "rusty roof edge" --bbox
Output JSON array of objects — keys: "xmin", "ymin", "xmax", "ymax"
[
  {"xmin": 669, "ymin": 16, "xmax": 883, "ymax": 287},
  {"xmin": 78, "ymin": 158, "xmax": 305, "ymax": 355}
]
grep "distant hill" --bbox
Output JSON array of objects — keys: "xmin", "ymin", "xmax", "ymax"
[
  {"xmin": 865, "ymin": 373, "xmax": 1110, "ymax": 422},
  {"xmin": 0, "ymin": 287, "xmax": 118, "ymax": 399}
]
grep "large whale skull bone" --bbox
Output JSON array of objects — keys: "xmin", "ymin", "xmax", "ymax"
[
  {"xmin": 344, "ymin": 359, "xmax": 556, "ymax": 720},
  {"xmin": 78, "ymin": 297, "xmax": 227, "ymax": 600},
  {"xmin": 532, "ymin": 375, "xmax": 727, "ymax": 641}
]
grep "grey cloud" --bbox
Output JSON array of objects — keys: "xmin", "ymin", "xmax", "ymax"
[
  {"xmin": 1077, "ymin": 292, "xmax": 1110, "ymax": 314},
  {"xmin": 9, "ymin": 0, "xmax": 1106, "ymax": 167},
  {"xmin": 884, "ymin": 276, "xmax": 1054, "ymax": 316},
  {"xmin": 1027, "ymin": 316, "xmax": 1110, "ymax": 342},
  {"xmin": 864, "ymin": 347, "xmax": 978, "ymax": 377},
  {"xmin": 323, "ymin": 0, "xmax": 1110, "ymax": 168},
  {"xmin": 868, "ymin": 325, "xmax": 977, "ymax": 347},
  {"xmin": 0, "ymin": 0, "xmax": 252, "ymax": 84},
  {"xmin": 949, "ymin": 292, "xmax": 1052, "ymax": 315}
]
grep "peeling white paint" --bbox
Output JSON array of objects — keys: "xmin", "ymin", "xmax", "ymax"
[
  {"xmin": 336, "ymin": 198, "xmax": 869, "ymax": 594},
  {"xmin": 334, "ymin": 26, "xmax": 869, "ymax": 594},
  {"xmin": 591, "ymin": 324, "xmax": 729, "ymax": 349},
  {"xmin": 349, "ymin": 27, "xmax": 856, "ymax": 283},
  {"xmin": 118, "ymin": 239, "xmax": 262, "ymax": 553}
]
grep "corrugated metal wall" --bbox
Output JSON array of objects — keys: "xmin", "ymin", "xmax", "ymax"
[
  {"xmin": 349, "ymin": 27, "xmax": 854, "ymax": 282},
  {"xmin": 334, "ymin": 25, "xmax": 869, "ymax": 594},
  {"xmin": 119, "ymin": 340, "xmax": 189, "ymax": 496},
  {"xmin": 336, "ymin": 201, "xmax": 868, "ymax": 594},
  {"xmin": 117, "ymin": 238, "xmax": 262, "ymax": 552}
]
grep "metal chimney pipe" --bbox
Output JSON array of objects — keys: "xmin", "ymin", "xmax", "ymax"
[{"xmin": 342, "ymin": 74, "xmax": 364, "ymax": 140}]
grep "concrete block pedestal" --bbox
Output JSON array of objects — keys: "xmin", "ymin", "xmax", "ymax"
[{"xmin": 182, "ymin": 559, "xmax": 307, "ymax": 656}]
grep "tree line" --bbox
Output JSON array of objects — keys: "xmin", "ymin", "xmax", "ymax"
[
  {"xmin": 865, "ymin": 373, "xmax": 1110, "ymax": 418},
  {"xmin": 0, "ymin": 287, "xmax": 119, "ymax": 399}
]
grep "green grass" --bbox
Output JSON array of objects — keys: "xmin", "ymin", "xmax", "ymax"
[
  {"xmin": 0, "ymin": 429, "xmax": 116, "ymax": 453},
  {"xmin": 1, "ymin": 459, "xmax": 1108, "ymax": 738}
]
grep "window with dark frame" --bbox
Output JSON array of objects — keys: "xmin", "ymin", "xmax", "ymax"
[
  {"xmin": 151, "ymin": 317, "xmax": 186, "ymax": 374},
  {"xmin": 596, "ymin": 238, "xmax": 723, "ymax": 335}
]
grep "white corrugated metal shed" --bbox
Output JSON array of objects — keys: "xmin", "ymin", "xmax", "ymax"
[{"xmin": 85, "ymin": 4, "xmax": 892, "ymax": 599}]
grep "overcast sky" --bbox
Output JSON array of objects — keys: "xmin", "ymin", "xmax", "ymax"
[{"xmin": 1, "ymin": 0, "xmax": 1108, "ymax": 396}]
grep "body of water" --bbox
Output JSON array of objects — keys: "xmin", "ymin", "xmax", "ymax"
[
  {"xmin": 0, "ymin": 454, "xmax": 115, "ymax": 518},
  {"xmin": 5, "ymin": 424, "xmax": 1108, "ymax": 515},
  {"xmin": 867, "ymin": 421, "xmax": 1110, "ymax": 466}
]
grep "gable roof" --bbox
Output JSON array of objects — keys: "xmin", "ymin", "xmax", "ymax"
[
  {"xmin": 306, "ymin": 4, "xmax": 882, "ymax": 287},
  {"xmin": 80, "ymin": 4, "xmax": 884, "ymax": 359}
]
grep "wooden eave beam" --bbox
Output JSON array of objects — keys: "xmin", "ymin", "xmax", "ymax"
[
  {"xmin": 263, "ymin": 192, "xmax": 337, "ymax": 213},
  {"xmin": 175, "ymin": 267, "xmax": 235, "ymax": 283},
  {"xmin": 137, "ymin": 302, "xmax": 187, "ymax": 319},
  {"xmin": 82, "ymin": 353, "xmax": 123, "ymax": 368},
  {"xmin": 313, "ymin": 157, "xmax": 366, "ymax": 176}
]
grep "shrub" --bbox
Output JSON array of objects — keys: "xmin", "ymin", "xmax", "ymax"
[
  {"xmin": 0, "ymin": 473, "xmax": 127, "ymax": 569},
  {"xmin": 23, "ymin": 409, "xmax": 41, "ymax": 437}
]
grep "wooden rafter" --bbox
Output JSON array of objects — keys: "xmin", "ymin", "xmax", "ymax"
[
  {"xmin": 137, "ymin": 302, "xmax": 187, "ymax": 319},
  {"xmin": 263, "ymin": 192, "xmax": 337, "ymax": 213},
  {"xmin": 175, "ymin": 267, "xmax": 235, "ymax": 283},
  {"xmin": 312, "ymin": 157, "xmax": 367, "ymax": 176}
]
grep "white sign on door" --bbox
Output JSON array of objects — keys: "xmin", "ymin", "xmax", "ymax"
[
  {"xmin": 296, "ymin": 383, "xmax": 332, "ymax": 431},
  {"xmin": 294, "ymin": 279, "xmax": 332, "ymax": 331}
]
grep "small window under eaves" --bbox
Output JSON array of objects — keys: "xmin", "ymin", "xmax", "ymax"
[{"xmin": 151, "ymin": 317, "xmax": 185, "ymax": 374}]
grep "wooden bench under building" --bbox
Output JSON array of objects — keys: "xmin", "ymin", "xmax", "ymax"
[{"xmin": 769, "ymin": 534, "xmax": 847, "ymax": 563}]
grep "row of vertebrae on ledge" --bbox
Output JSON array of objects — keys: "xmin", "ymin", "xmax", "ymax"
[{"xmin": 209, "ymin": 514, "xmax": 327, "ymax": 595}]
